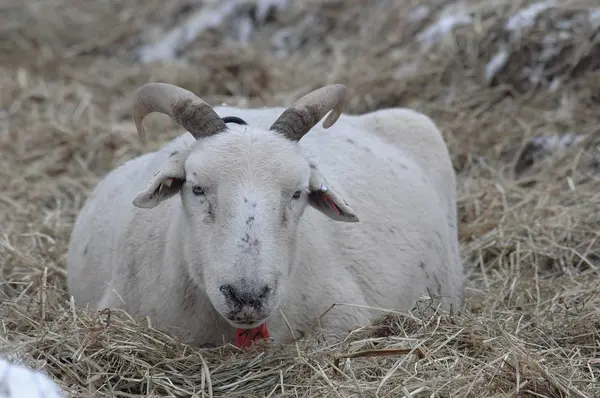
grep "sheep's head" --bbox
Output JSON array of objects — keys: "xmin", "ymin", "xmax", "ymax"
[{"xmin": 130, "ymin": 83, "xmax": 358, "ymax": 332}]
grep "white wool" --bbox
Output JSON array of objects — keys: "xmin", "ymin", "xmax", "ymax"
[{"xmin": 0, "ymin": 358, "xmax": 65, "ymax": 398}]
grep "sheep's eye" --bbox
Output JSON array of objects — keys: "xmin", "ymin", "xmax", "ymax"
[
  {"xmin": 292, "ymin": 190, "xmax": 302, "ymax": 200},
  {"xmin": 192, "ymin": 186, "xmax": 205, "ymax": 196}
]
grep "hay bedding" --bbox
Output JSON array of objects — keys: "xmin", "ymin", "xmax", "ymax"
[{"xmin": 1, "ymin": 0, "xmax": 599, "ymax": 396}]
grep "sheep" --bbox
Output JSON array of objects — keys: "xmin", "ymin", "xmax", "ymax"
[
  {"xmin": 66, "ymin": 82, "xmax": 465, "ymax": 348},
  {"xmin": 0, "ymin": 357, "xmax": 65, "ymax": 398}
]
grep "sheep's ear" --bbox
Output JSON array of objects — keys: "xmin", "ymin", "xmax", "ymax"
[
  {"xmin": 133, "ymin": 151, "xmax": 187, "ymax": 209},
  {"xmin": 307, "ymin": 164, "xmax": 359, "ymax": 222}
]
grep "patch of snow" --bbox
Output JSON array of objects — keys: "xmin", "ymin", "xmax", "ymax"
[
  {"xmin": 531, "ymin": 134, "xmax": 587, "ymax": 150},
  {"xmin": 555, "ymin": 19, "xmax": 572, "ymax": 30},
  {"xmin": 548, "ymin": 77, "xmax": 561, "ymax": 92},
  {"xmin": 136, "ymin": 0, "xmax": 241, "ymax": 63},
  {"xmin": 0, "ymin": 357, "xmax": 65, "ymax": 398},
  {"xmin": 505, "ymin": 0, "xmax": 556, "ymax": 38},
  {"xmin": 484, "ymin": 49, "xmax": 510, "ymax": 84},
  {"xmin": 234, "ymin": 15, "xmax": 254, "ymax": 43},
  {"xmin": 589, "ymin": 8, "xmax": 600, "ymax": 30},
  {"xmin": 136, "ymin": 0, "xmax": 293, "ymax": 62},
  {"xmin": 416, "ymin": 14, "xmax": 473, "ymax": 45}
]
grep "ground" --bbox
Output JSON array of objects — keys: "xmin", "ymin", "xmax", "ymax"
[{"xmin": 0, "ymin": 0, "xmax": 599, "ymax": 397}]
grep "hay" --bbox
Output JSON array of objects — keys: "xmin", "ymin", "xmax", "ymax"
[{"xmin": 1, "ymin": 0, "xmax": 599, "ymax": 396}]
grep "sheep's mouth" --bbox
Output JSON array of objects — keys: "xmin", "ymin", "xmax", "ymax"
[
  {"xmin": 223, "ymin": 304, "xmax": 271, "ymax": 329},
  {"xmin": 225, "ymin": 317, "xmax": 268, "ymax": 330}
]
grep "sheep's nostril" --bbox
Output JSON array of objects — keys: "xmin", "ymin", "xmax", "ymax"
[
  {"xmin": 219, "ymin": 284, "xmax": 239, "ymax": 304},
  {"xmin": 259, "ymin": 285, "xmax": 271, "ymax": 298}
]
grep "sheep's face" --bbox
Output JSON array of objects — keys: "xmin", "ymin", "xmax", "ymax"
[
  {"xmin": 182, "ymin": 128, "xmax": 310, "ymax": 328},
  {"xmin": 133, "ymin": 125, "xmax": 358, "ymax": 329}
]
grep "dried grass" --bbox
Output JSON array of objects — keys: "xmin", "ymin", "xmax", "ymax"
[{"xmin": 1, "ymin": 0, "xmax": 599, "ymax": 396}]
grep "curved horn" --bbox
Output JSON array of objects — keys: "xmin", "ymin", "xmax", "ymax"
[
  {"xmin": 133, "ymin": 82, "xmax": 227, "ymax": 141},
  {"xmin": 269, "ymin": 84, "xmax": 349, "ymax": 141}
]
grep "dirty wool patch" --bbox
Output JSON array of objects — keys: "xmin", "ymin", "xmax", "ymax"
[{"xmin": 1, "ymin": 0, "xmax": 599, "ymax": 396}]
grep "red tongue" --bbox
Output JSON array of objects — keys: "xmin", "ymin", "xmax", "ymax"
[{"xmin": 235, "ymin": 323, "xmax": 270, "ymax": 348}]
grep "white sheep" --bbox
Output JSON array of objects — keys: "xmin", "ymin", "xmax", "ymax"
[
  {"xmin": 0, "ymin": 357, "xmax": 65, "ymax": 398},
  {"xmin": 66, "ymin": 83, "xmax": 464, "ymax": 348}
]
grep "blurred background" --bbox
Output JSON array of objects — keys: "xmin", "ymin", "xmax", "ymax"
[{"xmin": 1, "ymin": 0, "xmax": 599, "ymax": 396}]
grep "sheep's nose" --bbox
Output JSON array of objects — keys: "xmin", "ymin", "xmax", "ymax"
[
  {"xmin": 219, "ymin": 284, "xmax": 271, "ymax": 325},
  {"xmin": 219, "ymin": 284, "xmax": 270, "ymax": 310}
]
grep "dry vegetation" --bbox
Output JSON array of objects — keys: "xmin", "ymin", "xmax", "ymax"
[{"xmin": 1, "ymin": 0, "xmax": 599, "ymax": 396}]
